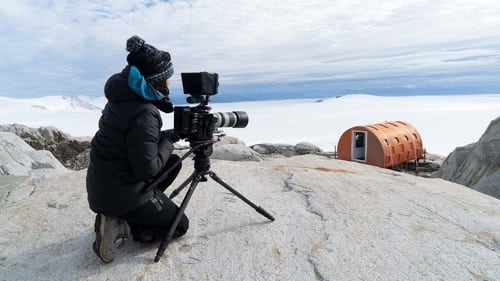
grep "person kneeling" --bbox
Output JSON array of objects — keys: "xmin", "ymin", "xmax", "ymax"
[{"xmin": 86, "ymin": 35, "xmax": 188, "ymax": 263}]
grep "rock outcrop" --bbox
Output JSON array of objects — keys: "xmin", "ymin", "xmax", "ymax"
[
  {"xmin": 211, "ymin": 136, "xmax": 263, "ymax": 161},
  {"xmin": 250, "ymin": 142, "xmax": 325, "ymax": 157},
  {"xmin": 433, "ymin": 116, "xmax": 500, "ymax": 199},
  {"xmin": 0, "ymin": 132, "xmax": 67, "ymax": 179},
  {"xmin": 0, "ymin": 124, "xmax": 91, "ymax": 170}
]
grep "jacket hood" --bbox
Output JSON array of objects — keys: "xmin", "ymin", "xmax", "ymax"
[
  {"xmin": 103, "ymin": 66, "xmax": 159, "ymax": 127},
  {"xmin": 104, "ymin": 66, "xmax": 141, "ymax": 103}
]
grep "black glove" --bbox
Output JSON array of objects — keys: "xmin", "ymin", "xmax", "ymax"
[{"xmin": 161, "ymin": 129, "xmax": 180, "ymax": 143}]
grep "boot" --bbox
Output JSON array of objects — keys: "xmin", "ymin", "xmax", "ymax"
[{"xmin": 93, "ymin": 214, "xmax": 131, "ymax": 263}]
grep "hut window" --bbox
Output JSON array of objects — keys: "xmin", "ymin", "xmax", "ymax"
[
  {"xmin": 404, "ymin": 135, "xmax": 409, "ymax": 141},
  {"xmin": 394, "ymin": 137, "xmax": 400, "ymax": 143},
  {"xmin": 384, "ymin": 139, "xmax": 389, "ymax": 145}
]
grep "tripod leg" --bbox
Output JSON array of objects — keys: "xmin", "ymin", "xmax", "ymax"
[
  {"xmin": 169, "ymin": 170, "xmax": 197, "ymax": 199},
  {"xmin": 155, "ymin": 172, "xmax": 202, "ymax": 263},
  {"xmin": 208, "ymin": 171, "xmax": 275, "ymax": 222}
]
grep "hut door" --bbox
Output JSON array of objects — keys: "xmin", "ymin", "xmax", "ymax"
[{"xmin": 352, "ymin": 131, "xmax": 366, "ymax": 161}]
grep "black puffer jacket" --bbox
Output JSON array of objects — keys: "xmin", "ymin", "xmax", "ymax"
[{"xmin": 86, "ymin": 67, "xmax": 174, "ymax": 216}]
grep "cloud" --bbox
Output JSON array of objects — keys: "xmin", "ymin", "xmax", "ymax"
[{"xmin": 0, "ymin": 0, "xmax": 500, "ymax": 98}]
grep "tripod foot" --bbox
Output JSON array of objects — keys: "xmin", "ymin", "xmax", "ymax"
[
  {"xmin": 209, "ymin": 171, "xmax": 275, "ymax": 222},
  {"xmin": 256, "ymin": 206, "xmax": 275, "ymax": 221}
]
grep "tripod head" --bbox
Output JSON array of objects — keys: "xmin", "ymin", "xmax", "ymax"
[{"xmin": 191, "ymin": 140, "xmax": 214, "ymax": 175}]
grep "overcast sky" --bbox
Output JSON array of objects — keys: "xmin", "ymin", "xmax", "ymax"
[{"xmin": 1, "ymin": 0, "xmax": 500, "ymax": 100}]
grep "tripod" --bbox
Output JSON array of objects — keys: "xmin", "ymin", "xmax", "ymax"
[{"xmin": 154, "ymin": 141, "xmax": 275, "ymax": 262}]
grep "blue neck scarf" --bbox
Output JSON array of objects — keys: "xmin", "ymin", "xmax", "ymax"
[{"xmin": 127, "ymin": 65, "xmax": 165, "ymax": 101}]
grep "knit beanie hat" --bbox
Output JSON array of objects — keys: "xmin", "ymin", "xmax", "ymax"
[{"xmin": 126, "ymin": 35, "xmax": 174, "ymax": 84}]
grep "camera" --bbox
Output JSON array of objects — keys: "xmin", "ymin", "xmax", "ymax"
[{"xmin": 174, "ymin": 72, "xmax": 248, "ymax": 142}]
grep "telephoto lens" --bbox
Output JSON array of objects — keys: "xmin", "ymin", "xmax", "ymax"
[{"xmin": 213, "ymin": 111, "xmax": 249, "ymax": 128}]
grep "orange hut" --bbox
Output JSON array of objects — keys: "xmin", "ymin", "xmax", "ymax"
[{"xmin": 337, "ymin": 121, "xmax": 424, "ymax": 168}]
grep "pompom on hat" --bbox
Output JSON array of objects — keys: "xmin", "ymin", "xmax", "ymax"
[{"xmin": 126, "ymin": 35, "xmax": 174, "ymax": 84}]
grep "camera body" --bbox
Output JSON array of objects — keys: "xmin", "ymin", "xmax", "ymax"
[
  {"xmin": 174, "ymin": 106, "xmax": 216, "ymax": 141},
  {"xmin": 174, "ymin": 72, "xmax": 248, "ymax": 143}
]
